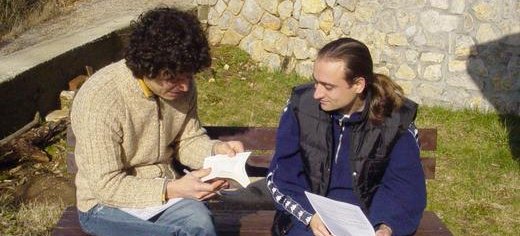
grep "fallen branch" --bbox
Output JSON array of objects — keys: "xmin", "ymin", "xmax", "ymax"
[{"xmin": 0, "ymin": 118, "xmax": 69, "ymax": 166}]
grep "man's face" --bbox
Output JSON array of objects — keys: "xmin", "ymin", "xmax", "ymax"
[
  {"xmin": 144, "ymin": 70, "xmax": 192, "ymax": 100},
  {"xmin": 312, "ymin": 59, "xmax": 365, "ymax": 114}
]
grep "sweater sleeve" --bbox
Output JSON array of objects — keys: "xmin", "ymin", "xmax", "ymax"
[
  {"xmin": 266, "ymin": 103, "xmax": 314, "ymax": 226},
  {"xmin": 71, "ymin": 91, "xmax": 166, "ymax": 208},
  {"xmin": 174, "ymin": 84, "xmax": 219, "ymax": 169},
  {"xmin": 368, "ymin": 125, "xmax": 427, "ymax": 236}
]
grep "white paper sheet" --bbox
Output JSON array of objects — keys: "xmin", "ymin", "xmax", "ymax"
[
  {"xmin": 305, "ymin": 191, "xmax": 375, "ymax": 236},
  {"xmin": 120, "ymin": 198, "xmax": 182, "ymax": 220}
]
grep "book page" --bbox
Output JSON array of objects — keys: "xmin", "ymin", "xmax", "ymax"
[
  {"xmin": 305, "ymin": 191, "xmax": 375, "ymax": 236},
  {"xmin": 201, "ymin": 151, "xmax": 251, "ymax": 188}
]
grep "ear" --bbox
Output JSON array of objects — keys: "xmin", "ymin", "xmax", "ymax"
[{"xmin": 352, "ymin": 77, "xmax": 366, "ymax": 94}]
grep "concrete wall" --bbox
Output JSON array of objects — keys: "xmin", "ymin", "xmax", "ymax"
[
  {"xmin": 0, "ymin": 30, "xmax": 129, "ymax": 138},
  {"xmin": 197, "ymin": 0, "xmax": 520, "ymax": 115}
]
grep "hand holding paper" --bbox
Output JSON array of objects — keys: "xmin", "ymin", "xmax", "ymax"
[
  {"xmin": 305, "ymin": 191, "xmax": 375, "ymax": 236},
  {"xmin": 201, "ymin": 151, "xmax": 251, "ymax": 188}
]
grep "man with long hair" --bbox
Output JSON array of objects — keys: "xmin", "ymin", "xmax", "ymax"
[{"xmin": 267, "ymin": 38, "xmax": 426, "ymax": 236}]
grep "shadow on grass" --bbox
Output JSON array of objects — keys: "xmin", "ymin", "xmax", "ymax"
[{"xmin": 467, "ymin": 33, "xmax": 520, "ymax": 162}]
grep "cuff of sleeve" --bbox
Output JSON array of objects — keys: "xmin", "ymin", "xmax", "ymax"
[
  {"xmin": 162, "ymin": 179, "xmax": 171, "ymax": 203},
  {"xmin": 210, "ymin": 140, "xmax": 223, "ymax": 156}
]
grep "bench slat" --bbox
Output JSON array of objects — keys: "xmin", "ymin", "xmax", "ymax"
[
  {"xmin": 51, "ymin": 207, "xmax": 452, "ymax": 236},
  {"xmin": 204, "ymin": 126, "xmax": 277, "ymax": 150},
  {"xmin": 418, "ymin": 128, "xmax": 437, "ymax": 151},
  {"xmin": 247, "ymin": 155, "xmax": 436, "ymax": 179}
]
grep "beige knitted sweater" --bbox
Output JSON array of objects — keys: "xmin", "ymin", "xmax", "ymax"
[{"xmin": 71, "ymin": 60, "xmax": 217, "ymax": 212}]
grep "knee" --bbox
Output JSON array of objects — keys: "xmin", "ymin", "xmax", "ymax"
[{"xmin": 182, "ymin": 201, "xmax": 215, "ymax": 235}]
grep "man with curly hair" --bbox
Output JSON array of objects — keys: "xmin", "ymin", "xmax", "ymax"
[{"xmin": 70, "ymin": 7, "xmax": 243, "ymax": 236}]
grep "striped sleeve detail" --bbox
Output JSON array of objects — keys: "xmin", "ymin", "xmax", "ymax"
[
  {"xmin": 266, "ymin": 171, "xmax": 313, "ymax": 225},
  {"xmin": 408, "ymin": 122, "xmax": 420, "ymax": 148}
]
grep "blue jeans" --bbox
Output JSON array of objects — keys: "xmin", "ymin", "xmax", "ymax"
[{"xmin": 78, "ymin": 199, "xmax": 216, "ymax": 236}]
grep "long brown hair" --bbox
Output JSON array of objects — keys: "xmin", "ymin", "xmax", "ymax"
[{"xmin": 317, "ymin": 38, "xmax": 404, "ymax": 124}]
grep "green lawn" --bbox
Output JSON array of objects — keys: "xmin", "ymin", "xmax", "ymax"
[{"xmin": 196, "ymin": 45, "xmax": 520, "ymax": 235}]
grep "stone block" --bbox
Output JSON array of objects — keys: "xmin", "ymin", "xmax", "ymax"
[
  {"xmin": 396, "ymin": 64, "xmax": 416, "ymax": 80},
  {"xmin": 471, "ymin": 2, "xmax": 495, "ymax": 21},
  {"xmin": 326, "ymin": 0, "xmax": 336, "ymax": 8},
  {"xmin": 387, "ymin": 33, "xmax": 408, "ymax": 46},
  {"xmin": 417, "ymin": 83, "xmax": 443, "ymax": 99},
  {"xmin": 354, "ymin": 2, "xmax": 378, "ymax": 23},
  {"xmin": 448, "ymin": 59, "xmax": 466, "ymax": 72},
  {"xmin": 208, "ymin": 26, "xmax": 224, "ymax": 45},
  {"xmin": 476, "ymin": 23, "xmax": 501, "ymax": 44},
  {"xmin": 45, "ymin": 109, "xmax": 69, "ymax": 122},
  {"xmin": 294, "ymin": 0, "xmax": 302, "ymax": 20},
  {"xmin": 291, "ymin": 37, "xmax": 311, "ymax": 59},
  {"xmin": 281, "ymin": 18, "xmax": 299, "ymax": 36},
  {"xmin": 420, "ymin": 10, "xmax": 460, "ymax": 33},
  {"xmin": 232, "ymin": 16, "xmax": 253, "ymax": 36},
  {"xmin": 214, "ymin": 0, "xmax": 227, "ymax": 15},
  {"xmin": 261, "ymin": 13, "xmax": 282, "ymax": 30},
  {"xmin": 242, "ymin": 0, "xmax": 264, "ymax": 24},
  {"xmin": 299, "ymin": 13, "xmax": 320, "ymax": 30},
  {"xmin": 337, "ymin": 0, "xmax": 357, "ymax": 11},
  {"xmin": 221, "ymin": 29, "xmax": 243, "ymax": 45},
  {"xmin": 450, "ymin": 0, "xmax": 466, "ymax": 14},
  {"xmin": 454, "ymin": 34, "xmax": 476, "ymax": 59},
  {"xmin": 422, "ymin": 64, "xmax": 442, "ymax": 81},
  {"xmin": 262, "ymin": 53, "xmax": 282, "ymax": 70},
  {"xmin": 377, "ymin": 9, "xmax": 398, "ymax": 33},
  {"xmin": 296, "ymin": 60, "xmax": 314, "ymax": 78},
  {"xmin": 302, "ymin": 0, "xmax": 327, "ymax": 14},
  {"xmin": 278, "ymin": 1, "xmax": 294, "ymax": 19},
  {"xmin": 430, "ymin": 0, "xmax": 449, "ymax": 9},
  {"xmin": 319, "ymin": 9, "xmax": 334, "ymax": 33},
  {"xmin": 420, "ymin": 52, "xmax": 445, "ymax": 63},
  {"xmin": 258, "ymin": 0, "xmax": 279, "ymax": 15},
  {"xmin": 228, "ymin": 0, "xmax": 244, "ymax": 15}
]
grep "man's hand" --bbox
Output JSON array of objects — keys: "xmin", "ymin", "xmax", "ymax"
[
  {"xmin": 309, "ymin": 214, "xmax": 331, "ymax": 236},
  {"xmin": 166, "ymin": 168, "xmax": 226, "ymax": 200},
  {"xmin": 375, "ymin": 224, "xmax": 392, "ymax": 236},
  {"xmin": 212, "ymin": 141, "xmax": 244, "ymax": 156}
]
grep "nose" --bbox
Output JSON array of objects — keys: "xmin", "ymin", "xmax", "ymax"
[
  {"xmin": 313, "ymin": 84, "xmax": 324, "ymax": 100},
  {"xmin": 177, "ymin": 80, "xmax": 189, "ymax": 92}
]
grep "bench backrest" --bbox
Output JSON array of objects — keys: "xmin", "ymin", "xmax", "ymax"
[{"xmin": 66, "ymin": 126, "xmax": 436, "ymax": 179}]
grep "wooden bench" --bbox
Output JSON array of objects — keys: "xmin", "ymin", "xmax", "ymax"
[{"xmin": 52, "ymin": 126, "xmax": 452, "ymax": 236}]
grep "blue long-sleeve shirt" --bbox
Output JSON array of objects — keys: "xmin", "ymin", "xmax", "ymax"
[{"xmin": 267, "ymin": 103, "xmax": 426, "ymax": 236}]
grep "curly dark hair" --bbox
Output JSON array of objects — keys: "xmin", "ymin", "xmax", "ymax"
[{"xmin": 124, "ymin": 7, "xmax": 211, "ymax": 79}]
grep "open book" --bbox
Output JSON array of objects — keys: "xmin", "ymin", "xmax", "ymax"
[
  {"xmin": 201, "ymin": 151, "xmax": 251, "ymax": 188},
  {"xmin": 305, "ymin": 191, "xmax": 375, "ymax": 236}
]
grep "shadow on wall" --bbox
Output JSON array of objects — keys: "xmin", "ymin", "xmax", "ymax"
[{"xmin": 467, "ymin": 33, "xmax": 520, "ymax": 161}]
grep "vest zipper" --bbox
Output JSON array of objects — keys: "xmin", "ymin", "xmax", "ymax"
[{"xmin": 334, "ymin": 116, "xmax": 346, "ymax": 163}]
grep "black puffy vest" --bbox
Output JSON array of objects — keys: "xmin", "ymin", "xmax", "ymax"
[{"xmin": 290, "ymin": 83, "xmax": 418, "ymax": 211}]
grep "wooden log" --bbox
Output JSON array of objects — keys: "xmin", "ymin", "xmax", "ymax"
[{"xmin": 0, "ymin": 118, "xmax": 69, "ymax": 165}]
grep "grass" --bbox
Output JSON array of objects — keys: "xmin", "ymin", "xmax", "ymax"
[
  {"xmin": 196, "ymin": 45, "xmax": 309, "ymax": 126},
  {"xmin": 0, "ymin": 45, "xmax": 518, "ymax": 235},
  {"xmin": 416, "ymin": 108, "xmax": 520, "ymax": 235},
  {"xmin": 0, "ymin": 194, "xmax": 66, "ymax": 236}
]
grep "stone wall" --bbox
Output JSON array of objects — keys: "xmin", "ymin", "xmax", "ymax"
[{"xmin": 195, "ymin": 0, "xmax": 519, "ymax": 115}]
